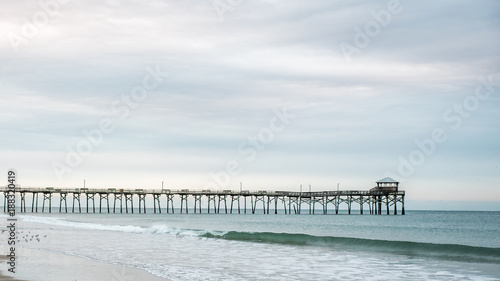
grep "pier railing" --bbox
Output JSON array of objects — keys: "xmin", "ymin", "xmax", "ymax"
[{"xmin": 0, "ymin": 186, "xmax": 404, "ymax": 196}]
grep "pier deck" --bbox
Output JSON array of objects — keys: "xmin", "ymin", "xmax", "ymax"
[{"xmin": 1, "ymin": 187, "xmax": 405, "ymax": 215}]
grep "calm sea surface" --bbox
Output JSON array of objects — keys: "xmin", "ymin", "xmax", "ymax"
[{"xmin": 5, "ymin": 210, "xmax": 500, "ymax": 280}]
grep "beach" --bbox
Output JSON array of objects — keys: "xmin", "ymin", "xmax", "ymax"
[{"xmin": 0, "ymin": 248, "xmax": 168, "ymax": 281}]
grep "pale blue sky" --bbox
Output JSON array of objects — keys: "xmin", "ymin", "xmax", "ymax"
[{"xmin": 1, "ymin": 0, "xmax": 499, "ymax": 208}]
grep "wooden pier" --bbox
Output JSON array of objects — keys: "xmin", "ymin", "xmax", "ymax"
[{"xmin": 1, "ymin": 178, "xmax": 405, "ymax": 215}]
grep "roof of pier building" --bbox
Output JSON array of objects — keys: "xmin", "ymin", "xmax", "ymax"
[
  {"xmin": 376, "ymin": 177, "xmax": 399, "ymax": 183},
  {"xmin": 374, "ymin": 177, "xmax": 399, "ymax": 191}
]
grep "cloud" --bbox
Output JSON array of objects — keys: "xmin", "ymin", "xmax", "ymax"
[{"xmin": 0, "ymin": 0, "xmax": 499, "ymax": 203}]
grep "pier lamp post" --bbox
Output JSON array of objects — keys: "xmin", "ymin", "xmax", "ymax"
[
  {"xmin": 337, "ymin": 183, "xmax": 340, "ymax": 192},
  {"xmin": 162, "ymin": 181, "xmax": 164, "ymax": 191}
]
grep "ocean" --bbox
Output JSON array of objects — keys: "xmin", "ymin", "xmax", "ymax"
[{"xmin": 3, "ymin": 210, "xmax": 500, "ymax": 280}]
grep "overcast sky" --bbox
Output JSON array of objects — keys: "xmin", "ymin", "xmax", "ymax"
[{"xmin": 1, "ymin": 0, "xmax": 499, "ymax": 207}]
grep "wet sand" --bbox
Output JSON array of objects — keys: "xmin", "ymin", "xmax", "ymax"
[
  {"xmin": 0, "ymin": 255, "xmax": 25, "ymax": 281},
  {"xmin": 1, "ymin": 248, "xmax": 168, "ymax": 281}
]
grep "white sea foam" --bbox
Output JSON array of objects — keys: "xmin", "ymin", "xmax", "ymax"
[
  {"xmin": 21, "ymin": 215, "xmax": 145, "ymax": 233},
  {"xmin": 19, "ymin": 215, "xmax": 224, "ymax": 238}
]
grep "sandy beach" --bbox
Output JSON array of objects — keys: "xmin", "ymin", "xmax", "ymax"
[
  {"xmin": 0, "ymin": 254, "xmax": 24, "ymax": 281},
  {"xmin": 1, "ymin": 248, "xmax": 168, "ymax": 281}
]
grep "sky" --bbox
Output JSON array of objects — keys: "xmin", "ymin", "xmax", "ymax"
[{"xmin": 1, "ymin": 0, "xmax": 499, "ymax": 209}]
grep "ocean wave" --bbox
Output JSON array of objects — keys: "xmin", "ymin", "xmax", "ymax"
[
  {"xmin": 201, "ymin": 231, "xmax": 500, "ymax": 264},
  {"xmin": 20, "ymin": 215, "xmax": 500, "ymax": 264}
]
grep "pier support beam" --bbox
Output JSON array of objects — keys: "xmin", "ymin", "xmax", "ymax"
[
  {"xmin": 124, "ymin": 194, "xmax": 133, "ymax": 213},
  {"xmin": 180, "ymin": 194, "xmax": 188, "ymax": 213},
  {"xmin": 165, "ymin": 194, "xmax": 174, "ymax": 213},
  {"xmin": 72, "ymin": 193, "xmax": 81, "ymax": 213},
  {"xmin": 99, "ymin": 193, "xmax": 110, "ymax": 213},
  {"xmin": 386, "ymin": 195, "xmax": 390, "ymax": 215},
  {"xmin": 113, "ymin": 193, "xmax": 123, "ymax": 213},
  {"xmin": 288, "ymin": 196, "xmax": 300, "ymax": 214},
  {"xmin": 402, "ymin": 194, "xmax": 405, "ymax": 215},
  {"xmin": 206, "ymin": 194, "xmax": 216, "ymax": 214},
  {"xmin": 266, "ymin": 196, "xmax": 279, "ymax": 214},
  {"xmin": 138, "ymin": 194, "xmax": 146, "ymax": 213},
  {"xmin": 86, "ymin": 193, "xmax": 96, "ymax": 213},
  {"xmin": 193, "ymin": 194, "xmax": 202, "ymax": 213},
  {"xmin": 31, "ymin": 192, "xmax": 37, "ymax": 212},
  {"xmin": 251, "ymin": 194, "xmax": 266, "ymax": 214},
  {"xmin": 153, "ymin": 194, "xmax": 161, "ymax": 214},
  {"xmin": 230, "ymin": 195, "xmax": 239, "ymax": 214},
  {"xmin": 242, "ymin": 195, "xmax": 248, "ymax": 214},
  {"xmin": 218, "ymin": 194, "xmax": 228, "ymax": 214},
  {"xmin": 59, "ymin": 193, "xmax": 68, "ymax": 213},
  {"xmin": 42, "ymin": 192, "xmax": 52, "ymax": 213},
  {"xmin": 20, "ymin": 192, "xmax": 26, "ymax": 213},
  {"xmin": 3, "ymin": 192, "xmax": 6, "ymax": 213},
  {"xmin": 376, "ymin": 197, "xmax": 380, "ymax": 215}
]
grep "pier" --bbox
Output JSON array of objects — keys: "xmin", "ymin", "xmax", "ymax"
[{"xmin": 1, "ymin": 178, "xmax": 405, "ymax": 215}]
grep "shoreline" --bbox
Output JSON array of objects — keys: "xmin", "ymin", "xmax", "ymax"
[{"xmin": 1, "ymin": 247, "xmax": 169, "ymax": 281}]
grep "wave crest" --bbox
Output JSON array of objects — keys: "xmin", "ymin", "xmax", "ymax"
[{"xmin": 201, "ymin": 231, "xmax": 500, "ymax": 264}]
